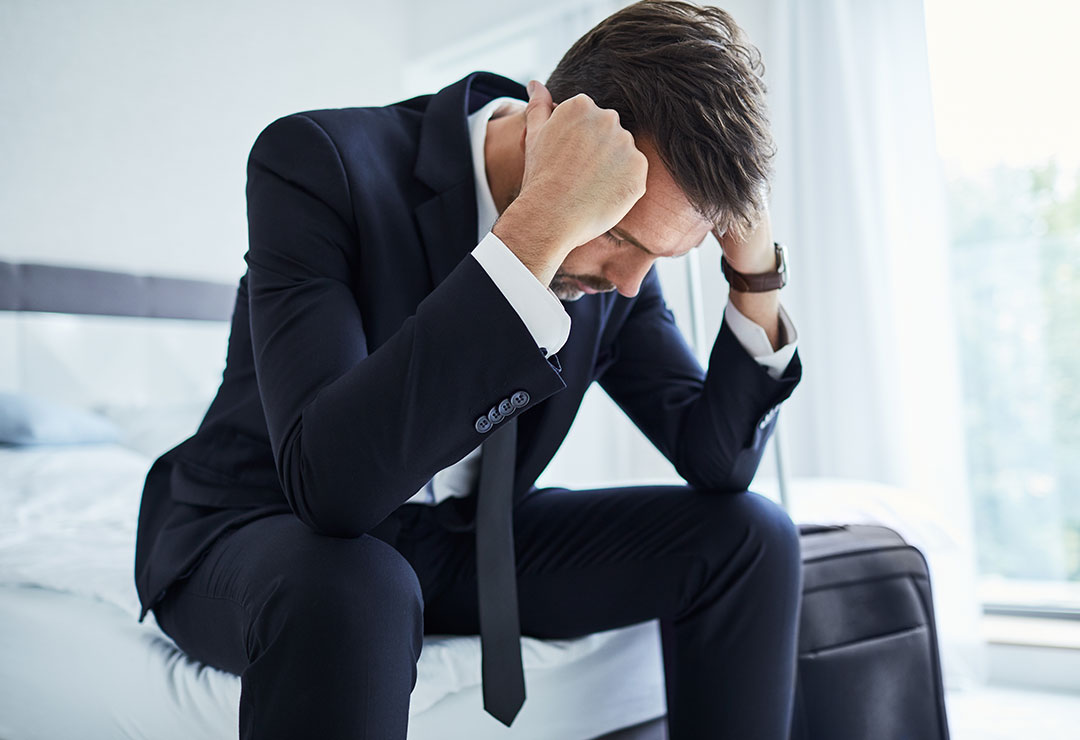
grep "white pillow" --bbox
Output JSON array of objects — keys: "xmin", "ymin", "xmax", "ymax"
[
  {"xmin": 94, "ymin": 402, "xmax": 210, "ymax": 458},
  {"xmin": 0, "ymin": 392, "xmax": 120, "ymax": 446}
]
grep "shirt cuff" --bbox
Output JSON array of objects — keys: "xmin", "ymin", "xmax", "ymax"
[
  {"xmin": 723, "ymin": 299, "xmax": 798, "ymax": 380},
  {"xmin": 471, "ymin": 230, "xmax": 572, "ymax": 356}
]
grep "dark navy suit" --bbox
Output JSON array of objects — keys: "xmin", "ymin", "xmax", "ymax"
[{"xmin": 135, "ymin": 71, "xmax": 804, "ymax": 739}]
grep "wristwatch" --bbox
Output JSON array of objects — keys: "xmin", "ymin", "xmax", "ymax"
[{"xmin": 721, "ymin": 241, "xmax": 788, "ymax": 292}]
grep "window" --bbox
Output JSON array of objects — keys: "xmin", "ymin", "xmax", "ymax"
[{"xmin": 926, "ymin": 0, "xmax": 1080, "ymax": 615}]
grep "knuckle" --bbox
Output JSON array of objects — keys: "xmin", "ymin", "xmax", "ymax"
[{"xmin": 573, "ymin": 92, "xmax": 595, "ymax": 108}]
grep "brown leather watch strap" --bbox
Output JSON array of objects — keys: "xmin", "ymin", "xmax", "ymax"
[{"xmin": 721, "ymin": 242, "xmax": 788, "ymax": 292}]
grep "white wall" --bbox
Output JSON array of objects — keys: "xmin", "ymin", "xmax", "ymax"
[{"xmin": 0, "ymin": 0, "xmax": 406, "ymax": 281}]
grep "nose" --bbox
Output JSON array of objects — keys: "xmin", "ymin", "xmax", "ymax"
[{"xmin": 608, "ymin": 252, "xmax": 655, "ymax": 298}]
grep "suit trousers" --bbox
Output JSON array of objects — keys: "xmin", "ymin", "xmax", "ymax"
[{"xmin": 151, "ymin": 483, "xmax": 803, "ymax": 739}]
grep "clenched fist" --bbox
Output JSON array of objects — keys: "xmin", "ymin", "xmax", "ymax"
[{"xmin": 493, "ymin": 80, "xmax": 648, "ymax": 287}]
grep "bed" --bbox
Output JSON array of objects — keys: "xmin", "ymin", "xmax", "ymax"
[
  {"xmin": 0, "ymin": 442, "xmax": 669, "ymax": 740},
  {"xmin": 0, "ymin": 259, "xmax": 984, "ymax": 739}
]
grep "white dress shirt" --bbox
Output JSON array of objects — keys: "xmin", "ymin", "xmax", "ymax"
[{"xmin": 404, "ymin": 96, "xmax": 799, "ymax": 506}]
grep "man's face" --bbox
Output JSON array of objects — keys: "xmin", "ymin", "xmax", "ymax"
[{"xmin": 548, "ymin": 138, "xmax": 715, "ymax": 301}]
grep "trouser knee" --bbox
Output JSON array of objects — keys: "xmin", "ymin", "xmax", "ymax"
[
  {"xmin": 693, "ymin": 489, "xmax": 803, "ymax": 583},
  {"xmin": 251, "ymin": 535, "xmax": 425, "ymax": 673}
]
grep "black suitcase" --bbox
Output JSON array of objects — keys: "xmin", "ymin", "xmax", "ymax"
[{"xmin": 790, "ymin": 523, "xmax": 952, "ymax": 740}]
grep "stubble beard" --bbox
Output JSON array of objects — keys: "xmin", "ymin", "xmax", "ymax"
[{"xmin": 549, "ymin": 273, "xmax": 585, "ymax": 302}]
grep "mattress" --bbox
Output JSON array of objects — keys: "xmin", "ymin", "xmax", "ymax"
[{"xmin": 0, "ymin": 443, "xmax": 667, "ymax": 740}]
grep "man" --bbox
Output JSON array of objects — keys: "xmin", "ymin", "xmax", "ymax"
[{"xmin": 133, "ymin": 1, "xmax": 803, "ymax": 738}]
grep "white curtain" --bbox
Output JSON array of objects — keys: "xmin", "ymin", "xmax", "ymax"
[{"xmin": 725, "ymin": 0, "xmax": 985, "ymax": 688}]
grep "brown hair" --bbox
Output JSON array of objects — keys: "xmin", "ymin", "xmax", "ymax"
[{"xmin": 546, "ymin": 0, "xmax": 774, "ymax": 240}]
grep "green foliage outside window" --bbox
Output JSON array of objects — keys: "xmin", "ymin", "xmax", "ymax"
[{"xmin": 947, "ymin": 162, "xmax": 1080, "ymax": 583}]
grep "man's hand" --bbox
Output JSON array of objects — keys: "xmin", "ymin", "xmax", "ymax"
[{"xmin": 493, "ymin": 80, "xmax": 648, "ymax": 287}]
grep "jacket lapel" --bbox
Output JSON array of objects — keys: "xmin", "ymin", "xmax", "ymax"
[{"xmin": 412, "ymin": 71, "xmax": 528, "ymax": 289}]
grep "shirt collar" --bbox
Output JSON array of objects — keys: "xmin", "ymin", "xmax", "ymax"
[{"xmin": 468, "ymin": 96, "xmax": 527, "ymax": 242}]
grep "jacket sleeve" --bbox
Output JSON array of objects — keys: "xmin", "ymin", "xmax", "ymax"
[
  {"xmin": 597, "ymin": 265, "xmax": 801, "ymax": 492},
  {"xmin": 244, "ymin": 113, "xmax": 566, "ymax": 537}
]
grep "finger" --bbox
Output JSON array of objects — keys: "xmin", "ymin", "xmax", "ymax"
[{"xmin": 523, "ymin": 79, "xmax": 554, "ymax": 150}]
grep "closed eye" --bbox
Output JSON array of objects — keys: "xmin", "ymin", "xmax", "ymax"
[
  {"xmin": 607, "ymin": 227, "xmax": 661, "ymax": 256},
  {"xmin": 606, "ymin": 231, "xmax": 649, "ymax": 254},
  {"xmin": 604, "ymin": 230, "xmax": 627, "ymax": 246}
]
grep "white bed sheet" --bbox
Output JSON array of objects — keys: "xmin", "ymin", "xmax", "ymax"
[
  {"xmin": 0, "ymin": 585, "xmax": 666, "ymax": 740},
  {"xmin": 0, "ymin": 444, "xmax": 668, "ymax": 740}
]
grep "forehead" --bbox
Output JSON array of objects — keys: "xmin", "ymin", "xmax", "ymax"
[{"xmin": 619, "ymin": 138, "xmax": 714, "ymax": 257}]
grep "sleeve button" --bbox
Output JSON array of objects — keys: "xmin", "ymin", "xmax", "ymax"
[
  {"xmin": 475, "ymin": 416, "xmax": 493, "ymax": 433},
  {"xmin": 498, "ymin": 399, "xmax": 514, "ymax": 416},
  {"xmin": 510, "ymin": 390, "xmax": 530, "ymax": 408},
  {"xmin": 488, "ymin": 406, "xmax": 504, "ymax": 424}
]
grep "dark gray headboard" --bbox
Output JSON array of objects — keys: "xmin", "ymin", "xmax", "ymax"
[{"xmin": 0, "ymin": 260, "xmax": 236, "ymax": 321}]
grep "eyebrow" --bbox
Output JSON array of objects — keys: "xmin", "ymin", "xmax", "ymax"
[
  {"xmin": 610, "ymin": 226, "xmax": 655, "ymax": 254},
  {"xmin": 610, "ymin": 226, "xmax": 700, "ymax": 257}
]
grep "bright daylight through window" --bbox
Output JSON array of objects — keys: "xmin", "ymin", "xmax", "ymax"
[{"xmin": 926, "ymin": 0, "xmax": 1080, "ymax": 615}]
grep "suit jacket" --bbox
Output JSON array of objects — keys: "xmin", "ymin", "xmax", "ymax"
[{"xmin": 133, "ymin": 71, "xmax": 802, "ymax": 623}]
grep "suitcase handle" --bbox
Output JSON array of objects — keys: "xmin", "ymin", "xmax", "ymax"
[{"xmin": 797, "ymin": 524, "xmax": 848, "ymax": 535}]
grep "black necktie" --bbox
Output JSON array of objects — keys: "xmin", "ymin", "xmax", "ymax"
[{"xmin": 475, "ymin": 414, "xmax": 525, "ymax": 726}]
